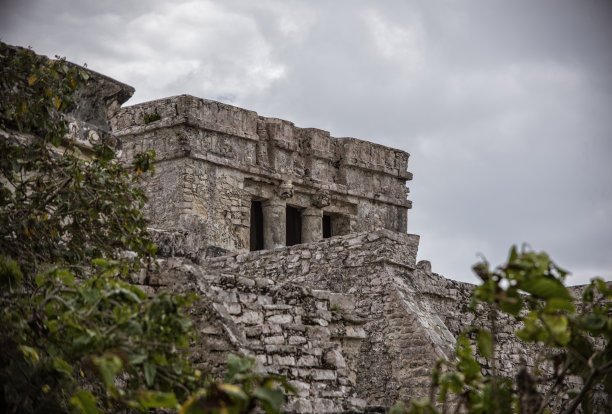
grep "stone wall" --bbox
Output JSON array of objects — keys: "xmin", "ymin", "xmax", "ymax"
[
  {"xmin": 136, "ymin": 230, "xmax": 472, "ymax": 411},
  {"xmin": 143, "ymin": 257, "xmax": 369, "ymax": 412},
  {"xmin": 200, "ymin": 230, "xmax": 459, "ymax": 404}
]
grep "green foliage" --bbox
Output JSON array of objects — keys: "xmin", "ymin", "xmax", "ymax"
[
  {"xmin": 393, "ymin": 246, "xmax": 612, "ymax": 414},
  {"xmin": 0, "ymin": 41, "xmax": 292, "ymax": 413},
  {"xmin": 0, "ymin": 43, "xmax": 156, "ymax": 277},
  {"xmin": 143, "ymin": 113, "xmax": 161, "ymax": 124},
  {"xmin": 1, "ymin": 258, "xmax": 198, "ymax": 412},
  {"xmin": 0, "ymin": 254, "xmax": 23, "ymax": 291},
  {"xmin": 180, "ymin": 355, "xmax": 295, "ymax": 414},
  {"xmin": 0, "ymin": 43, "xmax": 88, "ymax": 144},
  {"xmin": 0, "ymin": 40, "xmax": 189, "ymax": 412}
]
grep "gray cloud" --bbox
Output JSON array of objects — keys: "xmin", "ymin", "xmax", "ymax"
[{"xmin": 2, "ymin": 0, "xmax": 611, "ymax": 285}]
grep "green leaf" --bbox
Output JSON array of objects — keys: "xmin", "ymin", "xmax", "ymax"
[
  {"xmin": 582, "ymin": 314, "xmax": 606, "ymax": 332},
  {"xmin": 56, "ymin": 268, "xmax": 74, "ymax": 285},
  {"xmin": 179, "ymin": 395, "xmax": 207, "ymax": 414},
  {"xmin": 499, "ymin": 287, "xmax": 523, "ymax": 315},
  {"xmin": 129, "ymin": 353, "xmax": 147, "ymax": 365},
  {"xmin": 477, "ymin": 329, "xmax": 493, "ymax": 359},
  {"xmin": 594, "ymin": 278, "xmax": 612, "ymax": 297},
  {"xmin": 508, "ymin": 245, "xmax": 518, "ymax": 262},
  {"xmin": 542, "ymin": 314, "xmax": 571, "ymax": 345},
  {"xmin": 172, "ymin": 360, "xmax": 183, "ymax": 375},
  {"xmin": 35, "ymin": 272, "xmax": 46, "ymax": 287},
  {"xmin": 124, "ymin": 320, "xmax": 143, "ymax": 335},
  {"xmin": 93, "ymin": 354, "xmax": 123, "ymax": 389},
  {"xmin": 79, "ymin": 287, "xmax": 100, "ymax": 305},
  {"xmin": 545, "ymin": 297, "xmax": 575, "ymax": 313},
  {"xmin": 582, "ymin": 284, "xmax": 594, "ymax": 303},
  {"xmin": 521, "ymin": 276, "xmax": 572, "ymax": 300},
  {"xmin": 458, "ymin": 356, "xmax": 481, "ymax": 380},
  {"xmin": 138, "ymin": 390, "xmax": 179, "ymax": 409},
  {"xmin": 51, "ymin": 356, "xmax": 73, "ymax": 377},
  {"xmin": 71, "ymin": 390, "xmax": 100, "ymax": 414},
  {"xmin": 388, "ymin": 401, "xmax": 406, "ymax": 414},
  {"xmin": 516, "ymin": 311, "xmax": 543, "ymax": 343},
  {"xmin": 109, "ymin": 287, "xmax": 141, "ymax": 303},
  {"xmin": 441, "ymin": 372, "xmax": 465, "ymax": 394},
  {"xmin": 95, "ymin": 145, "xmax": 115, "ymax": 162},
  {"xmin": 18, "ymin": 345, "xmax": 40, "ymax": 364},
  {"xmin": 144, "ymin": 360, "xmax": 156, "ymax": 386},
  {"xmin": 253, "ymin": 386, "xmax": 285, "ymax": 414},
  {"xmin": 218, "ymin": 383, "xmax": 248, "ymax": 401},
  {"xmin": 73, "ymin": 333, "xmax": 93, "ymax": 349},
  {"xmin": 0, "ymin": 254, "xmax": 23, "ymax": 290},
  {"xmin": 225, "ymin": 354, "xmax": 254, "ymax": 382}
]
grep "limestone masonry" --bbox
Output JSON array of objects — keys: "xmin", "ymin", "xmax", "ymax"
[
  {"xmin": 112, "ymin": 94, "xmax": 412, "ymax": 261},
  {"xmin": 51, "ymin": 66, "xmax": 592, "ymax": 412}
]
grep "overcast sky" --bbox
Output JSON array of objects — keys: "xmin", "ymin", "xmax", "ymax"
[{"xmin": 2, "ymin": 0, "xmax": 611, "ymax": 285}]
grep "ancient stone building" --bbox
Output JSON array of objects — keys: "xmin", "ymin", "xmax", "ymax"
[
  {"xmin": 111, "ymin": 95, "xmax": 412, "ymax": 262},
  {"xmin": 107, "ymin": 92, "xmax": 477, "ymax": 412},
  {"xmin": 16, "ymin": 55, "xmax": 600, "ymax": 413}
]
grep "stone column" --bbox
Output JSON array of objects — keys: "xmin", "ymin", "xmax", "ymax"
[
  {"xmin": 301, "ymin": 207, "xmax": 323, "ymax": 243},
  {"xmin": 262, "ymin": 198, "xmax": 286, "ymax": 249}
]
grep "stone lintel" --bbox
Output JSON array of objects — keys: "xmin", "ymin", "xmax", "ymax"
[{"xmin": 184, "ymin": 151, "xmax": 412, "ymax": 209}]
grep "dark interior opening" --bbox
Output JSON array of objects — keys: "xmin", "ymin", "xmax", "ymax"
[
  {"xmin": 250, "ymin": 201, "xmax": 264, "ymax": 251},
  {"xmin": 286, "ymin": 205, "xmax": 302, "ymax": 246},
  {"xmin": 323, "ymin": 214, "xmax": 332, "ymax": 238}
]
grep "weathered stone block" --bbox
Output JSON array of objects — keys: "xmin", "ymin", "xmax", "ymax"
[
  {"xmin": 311, "ymin": 369, "xmax": 336, "ymax": 381},
  {"xmin": 311, "ymin": 398, "xmax": 337, "ymax": 413},
  {"xmin": 288, "ymin": 398, "xmax": 313, "ymax": 413},
  {"xmin": 263, "ymin": 335, "xmax": 285, "ymax": 345},
  {"xmin": 235, "ymin": 311, "xmax": 263, "ymax": 325},
  {"xmin": 323, "ymin": 349, "xmax": 346, "ymax": 368},
  {"xmin": 267, "ymin": 314, "xmax": 293, "ymax": 325},
  {"xmin": 224, "ymin": 302, "xmax": 242, "ymax": 315},
  {"xmin": 289, "ymin": 380, "xmax": 311, "ymax": 398},
  {"xmin": 307, "ymin": 326, "xmax": 331, "ymax": 341},
  {"xmin": 288, "ymin": 335, "xmax": 308, "ymax": 345},
  {"xmin": 272, "ymin": 355, "xmax": 296, "ymax": 366},
  {"xmin": 345, "ymin": 326, "xmax": 367, "ymax": 339},
  {"xmin": 297, "ymin": 355, "xmax": 318, "ymax": 367}
]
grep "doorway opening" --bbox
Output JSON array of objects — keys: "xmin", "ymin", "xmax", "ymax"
[
  {"xmin": 250, "ymin": 200, "xmax": 264, "ymax": 251},
  {"xmin": 322, "ymin": 213, "xmax": 350, "ymax": 239},
  {"xmin": 286, "ymin": 205, "xmax": 302, "ymax": 246},
  {"xmin": 323, "ymin": 214, "xmax": 332, "ymax": 238}
]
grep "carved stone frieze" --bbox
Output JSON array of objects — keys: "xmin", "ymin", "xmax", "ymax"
[
  {"xmin": 275, "ymin": 180, "xmax": 294, "ymax": 200},
  {"xmin": 312, "ymin": 189, "xmax": 331, "ymax": 208}
]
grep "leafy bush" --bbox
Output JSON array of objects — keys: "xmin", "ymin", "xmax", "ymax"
[
  {"xmin": 392, "ymin": 246, "xmax": 611, "ymax": 414},
  {"xmin": 0, "ymin": 42, "xmax": 292, "ymax": 413}
]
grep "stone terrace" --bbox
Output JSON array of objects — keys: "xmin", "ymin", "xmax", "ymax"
[{"xmin": 138, "ymin": 230, "xmax": 473, "ymax": 411}]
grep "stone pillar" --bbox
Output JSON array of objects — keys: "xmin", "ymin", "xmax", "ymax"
[
  {"xmin": 262, "ymin": 198, "xmax": 286, "ymax": 249},
  {"xmin": 301, "ymin": 207, "xmax": 323, "ymax": 243}
]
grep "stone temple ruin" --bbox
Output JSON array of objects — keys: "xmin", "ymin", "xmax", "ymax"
[
  {"xmin": 106, "ymin": 88, "xmax": 470, "ymax": 413},
  {"xmin": 31, "ymin": 61, "xmax": 596, "ymax": 412},
  {"xmin": 113, "ymin": 94, "xmax": 411, "ymax": 261}
]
